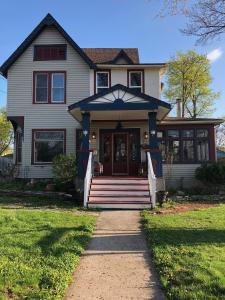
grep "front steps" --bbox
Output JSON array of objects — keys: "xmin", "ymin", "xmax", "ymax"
[{"xmin": 88, "ymin": 177, "xmax": 152, "ymax": 209}]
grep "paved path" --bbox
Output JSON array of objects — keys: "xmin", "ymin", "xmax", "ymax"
[{"xmin": 65, "ymin": 210, "xmax": 165, "ymax": 300}]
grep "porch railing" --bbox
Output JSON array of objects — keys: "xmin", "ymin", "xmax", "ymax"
[
  {"xmin": 147, "ymin": 152, "xmax": 157, "ymax": 208},
  {"xmin": 83, "ymin": 151, "xmax": 93, "ymax": 208}
]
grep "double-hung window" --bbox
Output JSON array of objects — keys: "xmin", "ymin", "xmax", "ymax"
[
  {"xmin": 128, "ymin": 71, "xmax": 144, "ymax": 93},
  {"xmin": 33, "ymin": 130, "xmax": 65, "ymax": 164},
  {"xmin": 96, "ymin": 71, "xmax": 110, "ymax": 93},
  {"xmin": 34, "ymin": 72, "xmax": 66, "ymax": 103}
]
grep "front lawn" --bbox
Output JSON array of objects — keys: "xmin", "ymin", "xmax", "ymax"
[
  {"xmin": 0, "ymin": 197, "xmax": 96, "ymax": 299},
  {"xmin": 142, "ymin": 205, "xmax": 225, "ymax": 300}
]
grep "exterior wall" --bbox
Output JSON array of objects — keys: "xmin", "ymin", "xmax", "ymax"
[
  {"xmin": 163, "ymin": 164, "xmax": 201, "ymax": 189},
  {"xmin": 7, "ymin": 26, "xmax": 89, "ymax": 178}
]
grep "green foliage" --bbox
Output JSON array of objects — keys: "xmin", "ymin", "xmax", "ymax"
[
  {"xmin": 0, "ymin": 108, "xmax": 13, "ymax": 156},
  {"xmin": 0, "ymin": 208, "xmax": 96, "ymax": 299},
  {"xmin": 195, "ymin": 162, "xmax": 225, "ymax": 185},
  {"xmin": 52, "ymin": 154, "xmax": 76, "ymax": 185},
  {"xmin": 164, "ymin": 50, "xmax": 219, "ymax": 118},
  {"xmin": 142, "ymin": 205, "xmax": 225, "ymax": 300}
]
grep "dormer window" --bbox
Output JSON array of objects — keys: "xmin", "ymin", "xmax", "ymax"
[
  {"xmin": 128, "ymin": 70, "xmax": 144, "ymax": 93},
  {"xmin": 34, "ymin": 44, "xmax": 67, "ymax": 61},
  {"xmin": 95, "ymin": 71, "xmax": 110, "ymax": 93}
]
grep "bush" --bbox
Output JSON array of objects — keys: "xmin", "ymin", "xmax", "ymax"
[
  {"xmin": 195, "ymin": 162, "xmax": 225, "ymax": 185},
  {"xmin": 52, "ymin": 154, "xmax": 76, "ymax": 186}
]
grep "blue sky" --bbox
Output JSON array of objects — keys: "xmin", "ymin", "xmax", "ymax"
[{"xmin": 0, "ymin": 0, "xmax": 224, "ymax": 117}]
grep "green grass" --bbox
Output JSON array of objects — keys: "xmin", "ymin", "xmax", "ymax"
[
  {"xmin": 142, "ymin": 205, "xmax": 225, "ymax": 300},
  {"xmin": 0, "ymin": 196, "xmax": 96, "ymax": 300}
]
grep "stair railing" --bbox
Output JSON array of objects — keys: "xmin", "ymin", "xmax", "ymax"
[
  {"xmin": 84, "ymin": 151, "xmax": 93, "ymax": 207},
  {"xmin": 147, "ymin": 151, "xmax": 157, "ymax": 208}
]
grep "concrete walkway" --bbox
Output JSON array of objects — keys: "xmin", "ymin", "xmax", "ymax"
[{"xmin": 65, "ymin": 211, "xmax": 165, "ymax": 300}]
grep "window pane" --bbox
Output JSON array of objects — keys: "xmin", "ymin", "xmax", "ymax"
[
  {"xmin": 52, "ymin": 74, "xmax": 64, "ymax": 88},
  {"xmin": 36, "ymin": 74, "xmax": 48, "ymax": 87},
  {"xmin": 168, "ymin": 140, "xmax": 180, "ymax": 162},
  {"xmin": 130, "ymin": 87, "xmax": 142, "ymax": 94},
  {"xmin": 183, "ymin": 140, "xmax": 194, "ymax": 161},
  {"xmin": 52, "ymin": 88, "xmax": 64, "ymax": 102},
  {"xmin": 182, "ymin": 130, "xmax": 194, "ymax": 138},
  {"xmin": 97, "ymin": 73, "xmax": 109, "ymax": 87},
  {"xmin": 197, "ymin": 129, "xmax": 208, "ymax": 138},
  {"xmin": 130, "ymin": 72, "xmax": 141, "ymax": 87},
  {"xmin": 197, "ymin": 140, "xmax": 209, "ymax": 161},
  {"xmin": 97, "ymin": 87, "xmax": 108, "ymax": 93},
  {"xmin": 168, "ymin": 130, "xmax": 179, "ymax": 138},
  {"xmin": 36, "ymin": 74, "xmax": 48, "ymax": 102},
  {"xmin": 35, "ymin": 131, "xmax": 64, "ymax": 140},
  {"xmin": 35, "ymin": 141, "xmax": 64, "ymax": 162}
]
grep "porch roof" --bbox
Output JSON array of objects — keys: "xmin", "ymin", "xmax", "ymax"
[{"xmin": 68, "ymin": 84, "xmax": 171, "ymax": 122}]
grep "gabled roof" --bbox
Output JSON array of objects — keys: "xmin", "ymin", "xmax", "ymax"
[
  {"xmin": 0, "ymin": 13, "xmax": 95, "ymax": 77},
  {"xmin": 82, "ymin": 48, "xmax": 139, "ymax": 64},
  {"xmin": 68, "ymin": 84, "xmax": 171, "ymax": 111}
]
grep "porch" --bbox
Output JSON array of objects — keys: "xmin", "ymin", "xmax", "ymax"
[{"xmin": 68, "ymin": 84, "xmax": 171, "ymax": 208}]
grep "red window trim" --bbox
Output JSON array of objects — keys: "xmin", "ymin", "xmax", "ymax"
[
  {"xmin": 127, "ymin": 69, "xmax": 145, "ymax": 93},
  {"xmin": 33, "ymin": 71, "xmax": 66, "ymax": 104},
  {"xmin": 15, "ymin": 131, "xmax": 22, "ymax": 165},
  {"xmin": 94, "ymin": 69, "xmax": 111, "ymax": 94},
  {"xmin": 33, "ymin": 44, "xmax": 67, "ymax": 61},
  {"xmin": 31, "ymin": 129, "xmax": 66, "ymax": 165}
]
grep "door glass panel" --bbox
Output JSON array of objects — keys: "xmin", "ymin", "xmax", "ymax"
[
  {"xmin": 103, "ymin": 135, "xmax": 111, "ymax": 162},
  {"xmin": 129, "ymin": 133, "xmax": 138, "ymax": 161},
  {"xmin": 114, "ymin": 134, "xmax": 127, "ymax": 162}
]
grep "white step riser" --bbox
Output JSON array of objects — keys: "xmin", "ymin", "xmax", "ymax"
[
  {"xmin": 90, "ymin": 190, "xmax": 149, "ymax": 196},
  {"xmin": 92, "ymin": 179, "xmax": 148, "ymax": 184},
  {"xmin": 91, "ymin": 185, "xmax": 148, "ymax": 190},
  {"xmin": 89, "ymin": 197, "xmax": 150, "ymax": 202},
  {"xmin": 88, "ymin": 203, "xmax": 152, "ymax": 209}
]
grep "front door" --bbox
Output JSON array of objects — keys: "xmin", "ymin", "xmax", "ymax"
[
  {"xmin": 100, "ymin": 129, "xmax": 140, "ymax": 176},
  {"xmin": 112, "ymin": 133, "xmax": 128, "ymax": 175}
]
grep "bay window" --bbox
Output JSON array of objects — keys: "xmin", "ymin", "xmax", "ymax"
[
  {"xmin": 96, "ymin": 71, "xmax": 110, "ymax": 93},
  {"xmin": 128, "ymin": 70, "xmax": 144, "ymax": 93},
  {"xmin": 33, "ymin": 130, "xmax": 65, "ymax": 164},
  {"xmin": 34, "ymin": 71, "xmax": 66, "ymax": 103}
]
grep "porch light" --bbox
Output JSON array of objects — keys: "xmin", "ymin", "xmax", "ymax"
[
  {"xmin": 91, "ymin": 132, "xmax": 96, "ymax": 140},
  {"xmin": 150, "ymin": 130, "xmax": 156, "ymax": 136},
  {"xmin": 144, "ymin": 132, "xmax": 148, "ymax": 140}
]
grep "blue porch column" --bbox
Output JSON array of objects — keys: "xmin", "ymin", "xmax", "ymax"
[
  {"xmin": 77, "ymin": 112, "xmax": 90, "ymax": 178},
  {"xmin": 148, "ymin": 112, "xmax": 162, "ymax": 177}
]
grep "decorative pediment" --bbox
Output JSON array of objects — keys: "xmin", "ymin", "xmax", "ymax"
[{"xmin": 90, "ymin": 89, "xmax": 149, "ymax": 104}]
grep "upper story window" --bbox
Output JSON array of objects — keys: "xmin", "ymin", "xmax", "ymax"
[
  {"xmin": 95, "ymin": 71, "xmax": 110, "ymax": 93},
  {"xmin": 34, "ymin": 71, "xmax": 66, "ymax": 104},
  {"xmin": 34, "ymin": 44, "xmax": 67, "ymax": 61},
  {"xmin": 128, "ymin": 70, "xmax": 144, "ymax": 93}
]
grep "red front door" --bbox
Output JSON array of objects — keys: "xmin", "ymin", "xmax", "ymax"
[{"xmin": 112, "ymin": 133, "xmax": 128, "ymax": 175}]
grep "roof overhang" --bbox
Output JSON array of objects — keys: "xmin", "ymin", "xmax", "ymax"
[
  {"xmin": 68, "ymin": 84, "xmax": 171, "ymax": 122},
  {"xmin": 161, "ymin": 118, "xmax": 224, "ymax": 125}
]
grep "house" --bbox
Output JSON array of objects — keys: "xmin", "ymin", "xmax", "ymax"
[{"xmin": 0, "ymin": 14, "xmax": 223, "ymax": 208}]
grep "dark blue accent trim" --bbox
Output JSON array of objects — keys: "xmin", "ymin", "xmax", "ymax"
[
  {"xmin": 0, "ymin": 13, "xmax": 95, "ymax": 77},
  {"xmin": 148, "ymin": 112, "xmax": 158, "ymax": 148},
  {"xmin": 68, "ymin": 84, "xmax": 171, "ymax": 111},
  {"xmin": 150, "ymin": 151, "xmax": 163, "ymax": 177}
]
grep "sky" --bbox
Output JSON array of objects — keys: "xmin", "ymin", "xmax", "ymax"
[{"xmin": 0, "ymin": 0, "xmax": 224, "ymax": 117}]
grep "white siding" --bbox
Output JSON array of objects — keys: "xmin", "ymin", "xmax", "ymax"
[
  {"xmin": 7, "ymin": 27, "xmax": 90, "ymax": 178},
  {"xmin": 163, "ymin": 164, "xmax": 201, "ymax": 189}
]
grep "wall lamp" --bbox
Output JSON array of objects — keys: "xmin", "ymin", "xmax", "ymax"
[
  {"xmin": 91, "ymin": 132, "xmax": 96, "ymax": 140},
  {"xmin": 144, "ymin": 131, "xmax": 148, "ymax": 140}
]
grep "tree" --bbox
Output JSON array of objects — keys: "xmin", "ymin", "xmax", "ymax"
[
  {"xmin": 154, "ymin": 0, "xmax": 225, "ymax": 44},
  {"xmin": 164, "ymin": 50, "xmax": 219, "ymax": 118},
  {"xmin": 0, "ymin": 108, "xmax": 13, "ymax": 156},
  {"xmin": 217, "ymin": 119, "xmax": 225, "ymax": 147}
]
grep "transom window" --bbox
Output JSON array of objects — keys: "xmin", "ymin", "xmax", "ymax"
[
  {"xmin": 33, "ymin": 130, "xmax": 65, "ymax": 164},
  {"xmin": 34, "ymin": 44, "xmax": 67, "ymax": 61},
  {"xmin": 128, "ymin": 71, "xmax": 144, "ymax": 93},
  {"xmin": 96, "ymin": 71, "xmax": 110, "ymax": 93},
  {"xmin": 34, "ymin": 72, "xmax": 66, "ymax": 103},
  {"xmin": 158, "ymin": 128, "xmax": 210, "ymax": 163}
]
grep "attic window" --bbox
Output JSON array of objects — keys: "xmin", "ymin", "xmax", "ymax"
[{"xmin": 34, "ymin": 44, "xmax": 67, "ymax": 61}]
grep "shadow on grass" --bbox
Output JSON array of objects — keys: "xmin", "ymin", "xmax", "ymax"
[{"xmin": 144, "ymin": 227, "xmax": 225, "ymax": 246}]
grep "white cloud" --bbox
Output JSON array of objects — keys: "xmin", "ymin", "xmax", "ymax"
[{"xmin": 207, "ymin": 48, "xmax": 223, "ymax": 62}]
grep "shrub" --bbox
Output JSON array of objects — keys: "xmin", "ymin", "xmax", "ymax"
[
  {"xmin": 195, "ymin": 162, "xmax": 225, "ymax": 185},
  {"xmin": 52, "ymin": 154, "xmax": 76, "ymax": 185}
]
